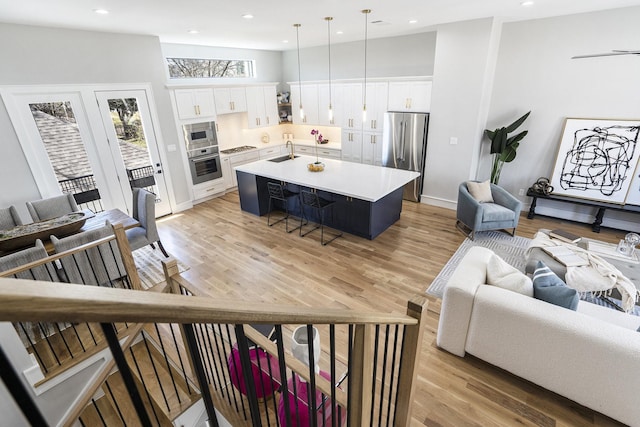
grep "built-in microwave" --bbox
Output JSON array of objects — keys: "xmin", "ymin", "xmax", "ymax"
[{"xmin": 183, "ymin": 121, "xmax": 218, "ymax": 151}]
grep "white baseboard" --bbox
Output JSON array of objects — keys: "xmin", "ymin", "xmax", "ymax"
[
  {"xmin": 173, "ymin": 200, "xmax": 194, "ymax": 213},
  {"xmin": 420, "ymin": 194, "xmax": 456, "ymax": 210}
]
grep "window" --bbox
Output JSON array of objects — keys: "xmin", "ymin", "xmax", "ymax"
[{"xmin": 167, "ymin": 58, "xmax": 255, "ymax": 79}]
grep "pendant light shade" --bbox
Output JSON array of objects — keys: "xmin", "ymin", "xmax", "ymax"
[
  {"xmin": 294, "ymin": 23, "xmax": 304, "ymax": 120},
  {"xmin": 325, "ymin": 17, "xmax": 334, "ymax": 123},
  {"xmin": 361, "ymin": 9, "xmax": 371, "ymax": 121}
]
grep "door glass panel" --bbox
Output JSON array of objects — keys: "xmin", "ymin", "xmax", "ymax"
[
  {"xmin": 106, "ymin": 98, "xmax": 159, "ymax": 195},
  {"xmin": 29, "ymin": 102, "xmax": 105, "ymax": 212},
  {"xmin": 97, "ymin": 91, "xmax": 171, "ymax": 217}
]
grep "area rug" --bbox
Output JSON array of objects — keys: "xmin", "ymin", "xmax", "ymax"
[
  {"xmin": 133, "ymin": 246, "xmax": 189, "ymax": 289},
  {"xmin": 426, "ymin": 231, "xmax": 531, "ymax": 299}
]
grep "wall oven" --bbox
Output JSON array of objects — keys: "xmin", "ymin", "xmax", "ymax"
[
  {"xmin": 183, "ymin": 121, "xmax": 217, "ymax": 151},
  {"xmin": 188, "ymin": 146, "xmax": 223, "ymax": 184}
]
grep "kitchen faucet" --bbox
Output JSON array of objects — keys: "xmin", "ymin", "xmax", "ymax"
[{"xmin": 286, "ymin": 140, "xmax": 295, "ymax": 159}]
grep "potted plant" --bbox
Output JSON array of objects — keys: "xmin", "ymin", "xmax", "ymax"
[{"xmin": 485, "ymin": 111, "xmax": 531, "ymax": 184}]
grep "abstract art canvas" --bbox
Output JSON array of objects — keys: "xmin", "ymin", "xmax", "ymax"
[{"xmin": 549, "ymin": 118, "xmax": 640, "ymax": 204}]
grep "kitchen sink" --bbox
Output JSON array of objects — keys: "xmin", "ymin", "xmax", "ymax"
[{"xmin": 268, "ymin": 155, "xmax": 299, "ymax": 163}]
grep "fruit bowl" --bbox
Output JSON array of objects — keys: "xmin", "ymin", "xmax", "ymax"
[{"xmin": 307, "ymin": 162, "xmax": 325, "ymax": 172}]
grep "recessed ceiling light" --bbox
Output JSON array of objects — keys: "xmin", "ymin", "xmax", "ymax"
[
  {"xmin": 93, "ymin": 9, "xmax": 109, "ymax": 14},
  {"xmin": 242, "ymin": 13, "xmax": 254, "ymax": 19},
  {"xmin": 521, "ymin": 1, "xmax": 534, "ymax": 6},
  {"xmin": 409, "ymin": 19, "xmax": 418, "ymax": 24},
  {"xmin": 336, "ymin": 30, "xmax": 344, "ymax": 35},
  {"xmin": 282, "ymin": 40, "xmax": 289, "ymax": 43},
  {"xmin": 188, "ymin": 29, "xmax": 199, "ymax": 34}
]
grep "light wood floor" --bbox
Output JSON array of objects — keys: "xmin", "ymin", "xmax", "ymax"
[{"xmin": 156, "ymin": 191, "xmax": 627, "ymax": 427}]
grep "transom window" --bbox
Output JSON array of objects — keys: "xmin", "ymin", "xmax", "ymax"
[{"xmin": 167, "ymin": 58, "xmax": 255, "ymax": 79}]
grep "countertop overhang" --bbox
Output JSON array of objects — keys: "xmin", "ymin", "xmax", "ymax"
[{"xmin": 234, "ymin": 155, "xmax": 419, "ymax": 202}]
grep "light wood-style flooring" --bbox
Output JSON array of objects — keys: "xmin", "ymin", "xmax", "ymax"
[{"xmin": 156, "ymin": 191, "xmax": 627, "ymax": 427}]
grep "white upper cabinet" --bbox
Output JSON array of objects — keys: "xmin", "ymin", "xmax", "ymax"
[
  {"xmin": 340, "ymin": 83, "xmax": 364, "ymax": 130},
  {"xmin": 213, "ymin": 87, "xmax": 247, "ymax": 114},
  {"xmin": 290, "ymin": 84, "xmax": 319, "ymax": 125},
  {"xmin": 387, "ymin": 81, "xmax": 432, "ymax": 112},
  {"xmin": 174, "ymin": 88, "xmax": 216, "ymax": 120},
  {"xmin": 317, "ymin": 84, "xmax": 342, "ymax": 127},
  {"xmin": 246, "ymin": 85, "xmax": 279, "ymax": 129},
  {"xmin": 363, "ymin": 82, "xmax": 388, "ymax": 132}
]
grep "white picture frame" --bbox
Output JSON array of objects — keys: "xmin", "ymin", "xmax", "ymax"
[{"xmin": 549, "ymin": 118, "xmax": 640, "ymax": 204}]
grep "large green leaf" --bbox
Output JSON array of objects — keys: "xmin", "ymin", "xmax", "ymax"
[
  {"xmin": 490, "ymin": 128, "xmax": 507, "ymax": 154},
  {"xmin": 499, "ymin": 144, "xmax": 518, "ymax": 162},
  {"xmin": 506, "ymin": 130, "xmax": 528, "ymax": 147},
  {"xmin": 505, "ymin": 111, "xmax": 531, "ymax": 133}
]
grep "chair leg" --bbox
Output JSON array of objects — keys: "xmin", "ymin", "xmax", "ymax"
[
  {"xmin": 455, "ymin": 220, "xmax": 473, "ymax": 240},
  {"xmin": 157, "ymin": 240, "xmax": 169, "ymax": 258},
  {"xmin": 320, "ymin": 209, "xmax": 342, "ymax": 246}
]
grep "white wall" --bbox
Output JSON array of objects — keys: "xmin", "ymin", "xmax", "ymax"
[
  {"xmin": 487, "ymin": 6, "xmax": 640, "ymax": 230},
  {"xmin": 422, "ymin": 18, "xmax": 502, "ymax": 206},
  {"xmin": 0, "ymin": 23, "xmax": 190, "ymax": 218},
  {"xmin": 281, "ymin": 32, "xmax": 436, "ymax": 83}
]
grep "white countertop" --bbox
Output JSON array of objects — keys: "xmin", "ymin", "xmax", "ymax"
[
  {"xmin": 235, "ymin": 155, "xmax": 419, "ymax": 202},
  {"xmin": 219, "ymin": 140, "xmax": 342, "ymax": 158}
]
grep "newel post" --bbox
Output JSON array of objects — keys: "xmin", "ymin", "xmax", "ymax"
[{"xmin": 394, "ymin": 296, "xmax": 428, "ymax": 427}]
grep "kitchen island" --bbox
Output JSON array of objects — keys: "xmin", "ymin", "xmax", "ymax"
[{"xmin": 235, "ymin": 155, "xmax": 420, "ymax": 239}]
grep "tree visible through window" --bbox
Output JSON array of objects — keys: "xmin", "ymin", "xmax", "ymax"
[{"xmin": 167, "ymin": 58, "xmax": 254, "ymax": 79}]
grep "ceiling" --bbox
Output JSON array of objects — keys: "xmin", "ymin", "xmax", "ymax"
[{"xmin": 1, "ymin": 0, "xmax": 640, "ymax": 51}]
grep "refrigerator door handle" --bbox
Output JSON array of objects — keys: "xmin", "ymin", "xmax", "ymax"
[{"xmin": 399, "ymin": 120, "xmax": 407, "ymax": 162}]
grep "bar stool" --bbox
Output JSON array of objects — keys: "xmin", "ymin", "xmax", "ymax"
[
  {"xmin": 267, "ymin": 182, "xmax": 302, "ymax": 233},
  {"xmin": 299, "ymin": 190, "xmax": 342, "ymax": 246}
]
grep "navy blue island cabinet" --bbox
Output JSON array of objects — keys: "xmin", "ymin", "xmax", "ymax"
[{"xmin": 236, "ymin": 170, "xmax": 405, "ymax": 240}]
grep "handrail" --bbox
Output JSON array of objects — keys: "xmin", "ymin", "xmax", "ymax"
[{"xmin": 0, "ymin": 278, "xmax": 418, "ymax": 326}]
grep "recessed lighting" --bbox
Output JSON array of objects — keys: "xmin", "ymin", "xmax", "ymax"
[
  {"xmin": 188, "ymin": 29, "xmax": 199, "ymax": 34},
  {"xmin": 93, "ymin": 9, "xmax": 109, "ymax": 14},
  {"xmin": 282, "ymin": 40, "xmax": 289, "ymax": 43},
  {"xmin": 336, "ymin": 30, "xmax": 344, "ymax": 35},
  {"xmin": 242, "ymin": 13, "xmax": 254, "ymax": 19},
  {"xmin": 409, "ymin": 19, "xmax": 418, "ymax": 24},
  {"xmin": 521, "ymin": 1, "xmax": 534, "ymax": 6}
]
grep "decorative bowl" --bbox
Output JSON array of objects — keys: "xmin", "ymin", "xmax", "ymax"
[
  {"xmin": 0, "ymin": 212, "xmax": 88, "ymax": 252},
  {"xmin": 307, "ymin": 162, "xmax": 325, "ymax": 172}
]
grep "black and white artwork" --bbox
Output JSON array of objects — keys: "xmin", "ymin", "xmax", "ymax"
[{"xmin": 549, "ymin": 118, "xmax": 640, "ymax": 204}]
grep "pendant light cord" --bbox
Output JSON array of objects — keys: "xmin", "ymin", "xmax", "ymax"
[
  {"xmin": 294, "ymin": 24, "xmax": 303, "ymax": 114},
  {"xmin": 326, "ymin": 17, "xmax": 333, "ymax": 114},
  {"xmin": 362, "ymin": 10, "xmax": 371, "ymax": 115}
]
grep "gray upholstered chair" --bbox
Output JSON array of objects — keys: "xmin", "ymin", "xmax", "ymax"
[
  {"xmin": 51, "ymin": 221, "xmax": 126, "ymax": 287},
  {"xmin": 126, "ymin": 188, "xmax": 168, "ymax": 257},
  {"xmin": 27, "ymin": 194, "xmax": 80, "ymax": 222},
  {"xmin": 456, "ymin": 181, "xmax": 522, "ymax": 240},
  {"xmin": 0, "ymin": 239, "xmax": 58, "ymax": 281},
  {"xmin": 0, "ymin": 205, "xmax": 23, "ymax": 230}
]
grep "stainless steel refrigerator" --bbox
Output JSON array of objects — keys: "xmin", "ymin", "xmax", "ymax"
[{"xmin": 381, "ymin": 112, "xmax": 430, "ymax": 202}]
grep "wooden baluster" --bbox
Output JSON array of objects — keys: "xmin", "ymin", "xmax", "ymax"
[
  {"xmin": 349, "ymin": 323, "xmax": 373, "ymax": 426},
  {"xmin": 111, "ymin": 222, "xmax": 142, "ymax": 291}
]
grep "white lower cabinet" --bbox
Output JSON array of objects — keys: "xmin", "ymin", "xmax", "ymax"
[
  {"xmin": 228, "ymin": 151, "xmax": 260, "ymax": 188},
  {"xmin": 259, "ymin": 146, "xmax": 282, "ymax": 160},
  {"xmin": 192, "ymin": 178, "xmax": 226, "ymax": 202},
  {"xmin": 221, "ymin": 157, "xmax": 233, "ymax": 189}
]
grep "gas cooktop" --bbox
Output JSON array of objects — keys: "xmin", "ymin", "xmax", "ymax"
[{"xmin": 220, "ymin": 145, "xmax": 257, "ymax": 154}]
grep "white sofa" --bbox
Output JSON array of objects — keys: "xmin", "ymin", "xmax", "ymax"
[{"xmin": 437, "ymin": 246, "xmax": 640, "ymax": 427}]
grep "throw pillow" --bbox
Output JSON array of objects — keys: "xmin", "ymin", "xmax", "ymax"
[
  {"xmin": 486, "ymin": 254, "xmax": 533, "ymax": 297},
  {"xmin": 532, "ymin": 261, "xmax": 579, "ymax": 310},
  {"xmin": 466, "ymin": 180, "xmax": 494, "ymax": 203}
]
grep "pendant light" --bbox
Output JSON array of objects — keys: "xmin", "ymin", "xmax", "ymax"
[
  {"xmin": 294, "ymin": 23, "xmax": 304, "ymax": 120},
  {"xmin": 361, "ymin": 9, "xmax": 371, "ymax": 122},
  {"xmin": 325, "ymin": 17, "xmax": 334, "ymax": 123}
]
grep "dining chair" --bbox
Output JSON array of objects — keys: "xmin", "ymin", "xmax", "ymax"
[
  {"xmin": 26, "ymin": 194, "xmax": 80, "ymax": 222},
  {"xmin": 299, "ymin": 190, "xmax": 342, "ymax": 246},
  {"xmin": 126, "ymin": 188, "xmax": 169, "ymax": 257},
  {"xmin": 51, "ymin": 221, "xmax": 127, "ymax": 288},
  {"xmin": 0, "ymin": 205, "xmax": 23, "ymax": 230},
  {"xmin": 0, "ymin": 239, "xmax": 58, "ymax": 282}
]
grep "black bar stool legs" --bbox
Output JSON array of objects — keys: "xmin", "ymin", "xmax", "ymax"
[
  {"xmin": 299, "ymin": 190, "xmax": 343, "ymax": 246},
  {"xmin": 267, "ymin": 182, "xmax": 304, "ymax": 233}
]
